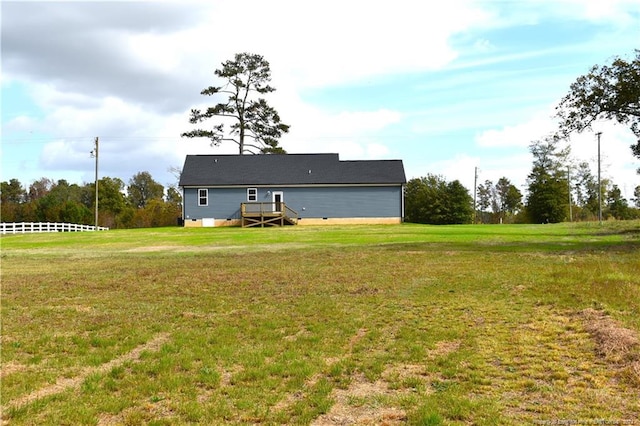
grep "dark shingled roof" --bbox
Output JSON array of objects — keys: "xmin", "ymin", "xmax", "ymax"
[{"xmin": 179, "ymin": 154, "xmax": 406, "ymax": 186}]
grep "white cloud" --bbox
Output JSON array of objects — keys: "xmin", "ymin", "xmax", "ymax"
[
  {"xmin": 40, "ymin": 140, "xmax": 90, "ymax": 170},
  {"xmin": 366, "ymin": 143, "xmax": 390, "ymax": 159},
  {"xmin": 473, "ymin": 38, "xmax": 497, "ymax": 53},
  {"xmin": 566, "ymin": 121, "xmax": 639, "ymax": 198},
  {"xmin": 272, "ymin": 88, "xmax": 403, "ymax": 157},
  {"xmin": 475, "ymin": 113, "xmax": 639, "ymax": 198},
  {"xmin": 434, "ymin": 154, "xmax": 479, "ymax": 189},
  {"xmin": 476, "ymin": 108, "xmax": 557, "ymax": 148},
  {"xmin": 406, "ymin": 152, "xmax": 531, "ymax": 196},
  {"xmin": 561, "ymin": 0, "xmax": 640, "ymax": 25},
  {"xmin": 3, "ymin": 115, "xmax": 38, "ymax": 132},
  {"xmin": 200, "ymin": 0, "xmax": 491, "ymax": 89}
]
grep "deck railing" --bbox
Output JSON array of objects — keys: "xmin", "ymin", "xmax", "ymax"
[
  {"xmin": 240, "ymin": 203, "xmax": 298, "ymax": 226},
  {"xmin": 0, "ymin": 222, "xmax": 109, "ymax": 235}
]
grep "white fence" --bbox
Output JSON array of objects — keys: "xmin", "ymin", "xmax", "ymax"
[{"xmin": 0, "ymin": 222, "xmax": 109, "ymax": 235}]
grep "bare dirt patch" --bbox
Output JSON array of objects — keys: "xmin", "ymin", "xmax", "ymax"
[
  {"xmin": 219, "ymin": 364, "xmax": 244, "ymax": 387},
  {"xmin": 348, "ymin": 328, "xmax": 368, "ymax": 350},
  {"xmin": 0, "ymin": 361, "xmax": 27, "ymax": 378},
  {"xmin": 272, "ymin": 373, "xmax": 322, "ymax": 412},
  {"xmin": 308, "ymin": 339, "xmax": 460, "ymax": 424},
  {"xmin": 2, "ymin": 333, "xmax": 170, "ymax": 414},
  {"xmin": 311, "ymin": 373, "xmax": 407, "ymax": 426},
  {"xmin": 97, "ymin": 397, "xmax": 176, "ymax": 425},
  {"xmin": 427, "ymin": 340, "xmax": 460, "ymax": 358},
  {"xmin": 283, "ymin": 327, "xmax": 312, "ymax": 342},
  {"xmin": 47, "ymin": 304, "xmax": 93, "ymax": 313}
]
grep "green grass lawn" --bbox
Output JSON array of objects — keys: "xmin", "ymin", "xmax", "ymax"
[{"xmin": 1, "ymin": 222, "xmax": 639, "ymax": 424}]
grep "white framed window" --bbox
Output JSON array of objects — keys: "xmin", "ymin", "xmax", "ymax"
[
  {"xmin": 198, "ymin": 189, "xmax": 208, "ymax": 206},
  {"xmin": 247, "ymin": 187, "xmax": 258, "ymax": 202}
]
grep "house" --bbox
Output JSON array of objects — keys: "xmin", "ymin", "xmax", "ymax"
[{"xmin": 178, "ymin": 153, "xmax": 406, "ymax": 227}]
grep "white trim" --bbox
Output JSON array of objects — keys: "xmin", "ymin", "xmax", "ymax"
[
  {"xmin": 198, "ymin": 188, "xmax": 208, "ymax": 206},
  {"xmin": 247, "ymin": 187, "xmax": 258, "ymax": 202},
  {"xmin": 272, "ymin": 191, "xmax": 284, "ymax": 213}
]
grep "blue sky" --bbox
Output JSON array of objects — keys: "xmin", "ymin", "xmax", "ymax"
[{"xmin": 2, "ymin": 0, "xmax": 639, "ymax": 198}]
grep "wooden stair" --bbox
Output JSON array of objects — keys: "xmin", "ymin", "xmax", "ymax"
[{"xmin": 240, "ymin": 203, "xmax": 298, "ymax": 228}]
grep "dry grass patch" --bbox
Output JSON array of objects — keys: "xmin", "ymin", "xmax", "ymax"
[
  {"xmin": 2, "ymin": 333, "xmax": 170, "ymax": 415},
  {"xmin": 219, "ymin": 364, "xmax": 244, "ymax": 387},
  {"xmin": 283, "ymin": 327, "xmax": 313, "ymax": 342},
  {"xmin": 96, "ymin": 397, "xmax": 177, "ymax": 425},
  {"xmin": 310, "ymin": 353, "xmax": 457, "ymax": 425},
  {"xmin": 310, "ymin": 340, "xmax": 461, "ymax": 425},
  {"xmin": 311, "ymin": 373, "xmax": 408, "ymax": 425},
  {"xmin": 274, "ymin": 334, "xmax": 461, "ymax": 423},
  {"xmin": 580, "ymin": 308, "xmax": 640, "ymax": 386},
  {"xmin": 427, "ymin": 340, "xmax": 461, "ymax": 358},
  {"xmin": 1, "ymin": 361, "xmax": 27, "ymax": 378},
  {"xmin": 477, "ymin": 306, "xmax": 640, "ymax": 421},
  {"xmin": 581, "ymin": 308, "xmax": 639, "ymax": 360},
  {"xmin": 272, "ymin": 373, "xmax": 323, "ymax": 413}
]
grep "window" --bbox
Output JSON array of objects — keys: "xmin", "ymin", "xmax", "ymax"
[
  {"xmin": 198, "ymin": 189, "xmax": 208, "ymax": 206},
  {"xmin": 247, "ymin": 187, "xmax": 257, "ymax": 202}
]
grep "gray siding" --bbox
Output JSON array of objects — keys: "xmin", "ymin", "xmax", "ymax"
[
  {"xmin": 183, "ymin": 187, "xmax": 245, "ymax": 220},
  {"xmin": 183, "ymin": 186, "xmax": 403, "ymax": 220}
]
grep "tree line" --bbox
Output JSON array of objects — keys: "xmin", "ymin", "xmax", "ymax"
[
  {"xmin": 0, "ymin": 172, "xmax": 181, "ymax": 229},
  {"xmin": 405, "ymin": 138, "xmax": 640, "ymax": 225},
  {"xmin": 405, "ymin": 50, "xmax": 640, "ymax": 225}
]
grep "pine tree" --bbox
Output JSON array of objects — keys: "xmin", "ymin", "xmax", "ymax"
[
  {"xmin": 526, "ymin": 136, "xmax": 570, "ymax": 223},
  {"xmin": 182, "ymin": 53, "xmax": 290, "ymax": 154}
]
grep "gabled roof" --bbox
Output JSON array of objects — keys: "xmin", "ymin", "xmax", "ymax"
[{"xmin": 179, "ymin": 153, "xmax": 406, "ymax": 186}]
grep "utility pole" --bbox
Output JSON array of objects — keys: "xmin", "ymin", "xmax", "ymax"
[
  {"xmin": 473, "ymin": 166, "xmax": 478, "ymax": 224},
  {"xmin": 90, "ymin": 137, "xmax": 99, "ymax": 230},
  {"xmin": 596, "ymin": 132, "xmax": 602, "ymax": 224},
  {"xmin": 567, "ymin": 166, "xmax": 572, "ymax": 222}
]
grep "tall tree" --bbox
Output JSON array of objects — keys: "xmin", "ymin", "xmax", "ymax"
[
  {"xmin": 476, "ymin": 180, "xmax": 493, "ymax": 223},
  {"xmin": 1, "ymin": 179, "xmax": 25, "ymax": 203},
  {"xmin": 165, "ymin": 187, "xmax": 182, "ymax": 206},
  {"xmin": 606, "ymin": 184, "xmax": 631, "ymax": 220},
  {"xmin": 526, "ymin": 136, "xmax": 570, "ymax": 223},
  {"xmin": 555, "ymin": 50, "xmax": 640, "ymax": 165},
  {"xmin": 35, "ymin": 180, "xmax": 87, "ymax": 223},
  {"xmin": 26, "ymin": 177, "xmax": 54, "ymax": 202},
  {"xmin": 0, "ymin": 179, "xmax": 26, "ymax": 222},
  {"xmin": 633, "ymin": 185, "xmax": 640, "ymax": 208},
  {"xmin": 89, "ymin": 177, "xmax": 129, "ymax": 228},
  {"xmin": 182, "ymin": 52, "xmax": 290, "ymax": 154},
  {"xmin": 475, "ymin": 178, "xmax": 522, "ymax": 223},
  {"xmin": 572, "ymin": 161, "xmax": 600, "ymax": 220},
  {"xmin": 495, "ymin": 177, "xmax": 523, "ymax": 220},
  {"xmin": 405, "ymin": 174, "xmax": 472, "ymax": 225},
  {"xmin": 128, "ymin": 172, "xmax": 164, "ymax": 209},
  {"xmin": 445, "ymin": 180, "xmax": 474, "ymax": 224}
]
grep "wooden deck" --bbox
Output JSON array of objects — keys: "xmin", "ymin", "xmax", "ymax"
[{"xmin": 240, "ymin": 203, "xmax": 298, "ymax": 228}]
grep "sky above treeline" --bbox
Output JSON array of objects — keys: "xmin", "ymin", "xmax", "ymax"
[{"xmin": 2, "ymin": 0, "xmax": 639, "ymax": 197}]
